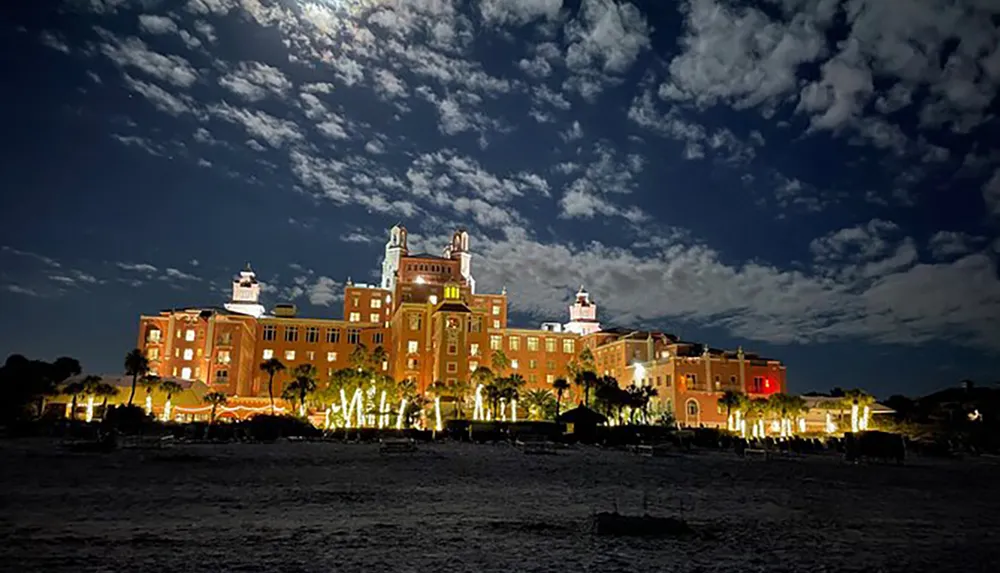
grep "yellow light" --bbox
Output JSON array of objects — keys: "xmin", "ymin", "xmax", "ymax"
[
  {"xmin": 85, "ymin": 396, "xmax": 94, "ymax": 423},
  {"xmin": 164, "ymin": 399, "xmax": 172, "ymax": 421},
  {"xmin": 473, "ymin": 384, "xmax": 484, "ymax": 421},
  {"xmin": 145, "ymin": 394, "xmax": 153, "ymax": 416},
  {"xmin": 512, "ymin": 399, "xmax": 518, "ymax": 423},
  {"xmin": 825, "ymin": 412, "xmax": 836, "ymax": 434},
  {"xmin": 861, "ymin": 405, "xmax": 870, "ymax": 431},
  {"xmin": 325, "ymin": 407, "xmax": 332, "ymax": 430},
  {"xmin": 798, "ymin": 418, "xmax": 806, "ymax": 433},
  {"xmin": 397, "ymin": 398, "xmax": 407, "ymax": 430},
  {"xmin": 851, "ymin": 403, "xmax": 860, "ymax": 433},
  {"xmin": 434, "ymin": 396, "xmax": 443, "ymax": 432},
  {"xmin": 378, "ymin": 391, "xmax": 387, "ymax": 429}
]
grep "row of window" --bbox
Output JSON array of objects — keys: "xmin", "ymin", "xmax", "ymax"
[
  {"xmin": 489, "ymin": 335, "xmax": 575, "ymax": 354},
  {"xmin": 262, "ymin": 326, "xmax": 381, "ymax": 345},
  {"xmin": 349, "ymin": 296, "xmax": 385, "ymax": 309}
]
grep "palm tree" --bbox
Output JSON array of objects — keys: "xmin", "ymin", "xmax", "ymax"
[
  {"xmin": 94, "ymin": 383, "xmax": 118, "ymax": 419},
  {"xmin": 41, "ymin": 357, "xmax": 81, "ymax": 418},
  {"xmin": 63, "ymin": 380, "xmax": 85, "ymax": 420},
  {"xmin": 574, "ymin": 370, "xmax": 598, "ymax": 407},
  {"xmin": 159, "ymin": 380, "xmax": 183, "ymax": 421},
  {"xmin": 844, "ymin": 388, "xmax": 875, "ymax": 431},
  {"xmin": 140, "ymin": 374, "xmax": 160, "ymax": 414},
  {"xmin": 124, "ymin": 348, "xmax": 149, "ymax": 406},
  {"xmin": 718, "ymin": 390, "xmax": 745, "ymax": 431},
  {"xmin": 79, "ymin": 375, "xmax": 104, "ymax": 422},
  {"xmin": 202, "ymin": 391, "xmax": 228, "ymax": 423},
  {"xmin": 369, "ymin": 345, "xmax": 388, "ymax": 373},
  {"xmin": 484, "ymin": 383, "xmax": 501, "ymax": 420},
  {"xmin": 259, "ymin": 358, "xmax": 286, "ymax": 415},
  {"xmin": 490, "ymin": 349, "xmax": 510, "ymax": 377},
  {"xmin": 551, "ymin": 377, "xmax": 570, "ymax": 420},
  {"xmin": 522, "ymin": 389, "xmax": 556, "ymax": 420},
  {"xmin": 287, "ymin": 364, "xmax": 319, "ymax": 417},
  {"xmin": 349, "ymin": 343, "xmax": 370, "ymax": 371}
]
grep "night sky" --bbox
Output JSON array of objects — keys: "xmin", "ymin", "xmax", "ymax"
[{"xmin": 1, "ymin": 0, "xmax": 998, "ymax": 397}]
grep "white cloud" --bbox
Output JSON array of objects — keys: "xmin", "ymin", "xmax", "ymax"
[
  {"xmin": 983, "ymin": 169, "xmax": 1000, "ymax": 217},
  {"xmin": 98, "ymin": 32, "xmax": 198, "ymax": 87},
  {"xmin": 928, "ymin": 231, "xmax": 982, "ymax": 260},
  {"xmin": 373, "ymin": 69, "xmax": 408, "ymax": 99},
  {"xmin": 124, "ymin": 74, "xmax": 194, "ymax": 116},
  {"xmin": 306, "ymin": 276, "xmax": 341, "ymax": 306},
  {"xmin": 117, "ymin": 262, "xmax": 158, "ymax": 273},
  {"xmin": 185, "ymin": 0, "xmax": 236, "ymax": 15},
  {"xmin": 138, "ymin": 14, "xmax": 178, "ymax": 35},
  {"xmin": 479, "ymin": 0, "xmax": 563, "ymax": 27},
  {"xmin": 218, "ymin": 61, "xmax": 292, "ymax": 101},
  {"xmin": 39, "ymin": 31, "xmax": 70, "ymax": 53},
  {"xmin": 208, "ymin": 102, "xmax": 304, "ymax": 148},
  {"xmin": 661, "ymin": 0, "xmax": 829, "ymax": 109},
  {"xmin": 165, "ymin": 268, "xmax": 200, "ymax": 281},
  {"xmin": 564, "ymin": 0, "xmax": 651, "ymax": 75}
]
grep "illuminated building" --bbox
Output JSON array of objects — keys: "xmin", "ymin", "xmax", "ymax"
[{"xmin": 136, "ymin": 225, "xmax": 786, "ymax": 426}]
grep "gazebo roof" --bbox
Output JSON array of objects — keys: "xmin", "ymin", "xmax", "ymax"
[{"xmin": 558, "ymin": 404, "xmax": 608, "ymax": 425}]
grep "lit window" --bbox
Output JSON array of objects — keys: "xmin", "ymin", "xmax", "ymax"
[
  {"xmin": 444, "ymin": 285, "xmax": 459, "ymax": 299},
  {"xmin": 490, "ymin": 335, "xmax": 502, "ymax": 350},
  {"xmin": 509, "ymin": 337, "xmax": 520, "ymax": 351},
  {"xmin": 470, "ymin": 317, "xmax": 482, "ymax": 332},
  {"xmin": 285, "ymin": 350, "xmax": 296, "ymax": 361},
  {"xmin": 370, "ymin": 313, "xmax": 380, "ymax": 323},
  {"xmin": 371, "ymin": 299, "xmax": 382, "ymax": 309},
  {"xmin": 686, "ymin": 374, "xmax": 698, "ymax": 386},
  {"xmin": 349, "ymin": 312, "xmax": 361, "ymax": 322},
  {"xmin": 181, "ymin": 367, "xmax": 192, "ymax": 380},
  {"xmin": 493, "ymin": 320, "xmax": 500, "ymax": 329},
  {"xmin": 546, "ymin": 360, "xmax": 554, "ymax": 370},
  {"xmin": 262, "ymin": 349, "xmax": 274, "ymax": 360},
  {"xmin": 147, "ymin": 329, "xmax": 162, "ymax": 342},
  {"xmin": 446, "ymin": 362, "xmax": 457, "ymax": 373},
  {"xmin": 352, "ymin": 296, "xmax": 360, "ymax": 307},
  {"xmin": 326, "ymin": 328, "xmax": 340, "ymax": 343},
  {"xmin": 511, "ymin": 359, "xmax": 519, "ymax": 370},
  {"xmin": 217, "ymin": 332, "xmax": 232, "ymax": 345},
  {"xmin": 306, "ymin": 327, "xmax": 319, "ymax": 343},
  {"xmin": 409, "ymin": 314, "xmax": 422, "ymax": 330},
  {"xmin": 217, "ymin": 350, "xmax": 231, "ymax": 364},
  {"xmin": 528, "ymin": 359, "xmax": 537, "ymax": 369},
  {"xmin": 183, "ymin": 348, "xmax": 194, "ymax": 361},
  {"xmin": 687, "ymin": 400, "xmax": 699, "ymax": 416},
  {"xmin": 492, "ymin": 306, "xmax": 500, "ymax": 315},
  {"xmin": 327, "ymin": 368, "xmax": 335, "ymax": 378},
  {"xmin": 407, "ymin": 357, "xmax": 419, "ymax": 369},
  {"xmin": 562, "ymin": 339, "xmax": 575, "ymax": 353},
  {"xmin": 327, "ymin": 352, "xmax": 337, "ymax": 362},
  {"xmin": 408, "ymin": 340, "xmax": 419, "ymax": 354},
  {"xmin": 172, "ymin": 367, "xmax": 178, "ymax": 377},
  {"xmin": 185, "ymin": 329, "xmax": 195, "ymax": 342},
  {"xmin": 306, "ymin": 351, "xmax": 315, "ymax": 361},
  {"xmin": 429, "ymin": 295, "xmax": 438, "ymax": 305},
  {"xmin": 347, "ymin": 329, "xmax": 360, "ymax": 344},
  {"xmin": 470, "ymin": 361, "xmax": 479, "ymax": 371},
  {"xmin": 263, "ymin": 325, "xmax": 276, "ymax": 341},
  {"xmin": 382, "ymin": 361, "xmax": 388, "ymax": 371},
  {"xmin": 546, "ymin": 374, "xmax": 554, "ymax": 384},
  {"xmin": 470, "ymin": 343, "xmax": 479, "ymax": 356},
  {"xmin": 545, "ymin": 338, "xmax": 556, "ymax": 352},
  {"xmin": 527, "ymin": 337, "xmax": 539, "ymax": 351},
  {"xmin": 284, "ymin": 327, "xmax": 299, "ymax": 342},
  {"xmin": 714, "ymin": 375, "xmax": 721, "ymax": 389},
  {"xmin": 147, "ymin": 347, "xmax": 160, "ymax": 360}
]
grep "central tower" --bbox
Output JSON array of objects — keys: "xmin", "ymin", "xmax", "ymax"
[
  {"xmin": 380, "ymin": 224, "xmax": 408, "ymax": 291},
  {"xmin": 443, "ymin": 229, "xmax": 475, "ymax": 294}
]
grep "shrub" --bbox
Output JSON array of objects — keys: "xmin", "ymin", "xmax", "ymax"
[
  {"xmin": 243, "ymin": 414, "xmax": 321, "ymax": 442},
  {"xmin": 102, "ymin": 405, "xmax": 152, "ymax": 435}
]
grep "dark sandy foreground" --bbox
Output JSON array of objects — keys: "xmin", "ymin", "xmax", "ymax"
[{"xmin": 0, "ymin": 440, "xmax": 997, "ymax": 572}]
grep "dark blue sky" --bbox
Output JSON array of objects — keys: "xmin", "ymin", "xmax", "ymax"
[{"xmin": 2, "ymin": 0, "xmax": 999, "ymax": 398}]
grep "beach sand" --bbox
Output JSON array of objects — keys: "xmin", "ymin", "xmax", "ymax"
[{"xmin": 0, "ymin": 440, "xmax": 996, "ymax": 572}]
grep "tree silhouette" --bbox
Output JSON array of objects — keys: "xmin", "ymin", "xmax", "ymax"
[
  {"xmin": 259, "ymin": 358, "xmax": 286, "ymax": 415},
  {"xmin": 202, "ymin": 391, "xmax": 228, "ymax": 423},
  {"xmin": 286, "ymin": 364, "xmax": 318, "ymax": 417},
  {"xmin": 551, "ymin": 377, "xmax": 570, "ymax": 420},
  {"xmin": 124, "ymin": 349, "xmax": 149, "ymax": 407}
]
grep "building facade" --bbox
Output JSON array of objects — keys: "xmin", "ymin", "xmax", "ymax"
[{"xmin": 136, "ymin": 225, "xmax": 786, "ymax": 426}]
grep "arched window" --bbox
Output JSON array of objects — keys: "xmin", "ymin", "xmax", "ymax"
[
  {"xmin": 685, "ymin": 399, "xmax": 700, "ymax": 426},
  {"xmin": 687, "ymin": 400, "xmax": 699, "ymax": 416}
]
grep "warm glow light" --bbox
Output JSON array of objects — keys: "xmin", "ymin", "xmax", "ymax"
[
  {"xmin": 85, "ymin": 396, "xmax": 94, "ymax": 423},
  {"xmin": 145, "ymin": 394, "xmax": 153, "ymax": 416},
  {"xmin": 378, "ymin": 391, "xmax": 387, "ymax": 429},
  {"xmin": 825, "ymin": 412, "xmax": 836, "ymax": 434},
  {"xmin": 512, "ymin": 399, "xmax": 518, "ymax": 423},
  {"xmin": 861, "ymin": 405, "xmax": 870, "ymax": 431},
  {"xmin": 798, "ymin": 417, "xmax": 806, "ymax": 433},
  {"xmin": 415, "ymin": 276, "xmax": 426, "ymax": 285},
  {"xmin": 434, "ymin": 396, "xmax": 443, "ymax": 432},
  {"xmin": 851, "ymin": 403, "xmax": 860, "ymax": 433},
  {"xmin": 163, "ymin": 399, "xmax": 172, "ymax": 421},
  {"xmin": 429, "ymin": 294, "xmax": 438, "ymax": 305},
  {"xmin": 325, "ymin": 407, "xmax": 332, "ymax": 430},
  {"xmin": 396, "ymin": 399, "xmax": 407, "ymax": 430},
  {"xmin": 633, "ymin": 362, "xmax": 646, "ymax": 383},
  {"xmin": 473, "ymin": 384, "xmax": 484, "ymax": 421}
]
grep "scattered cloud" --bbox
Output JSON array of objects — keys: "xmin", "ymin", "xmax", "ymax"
[
  {"xmin": 218, "ymin": 61, "xmax": 292, "ymax": 101},
  {"xmin": 97, "ymin": 31, "xmax": 199, "ymax": 87}
]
